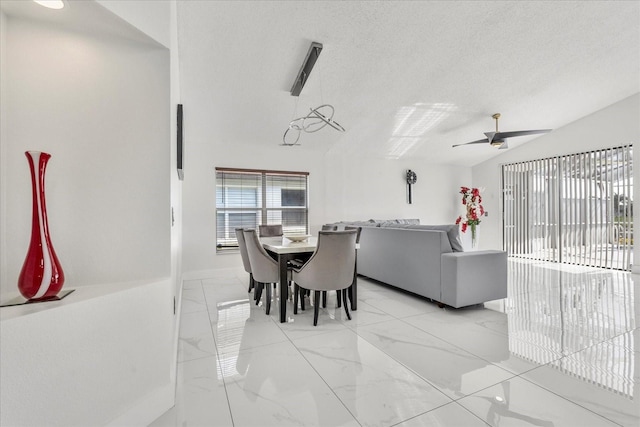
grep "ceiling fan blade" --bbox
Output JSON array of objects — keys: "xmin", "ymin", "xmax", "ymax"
[
  {"xmin": 495, "ymin": 129, "xmax": 552, "ymax": 139},
  {"xmin": 484, "ymin": 131, "xmax": 496, "ymax": 143},
  {"xmin": 452, "ymin": 138, "xmax": 490, "ymax": 148},
  {"xmin": 498, "ymin": 141, "xmax": 509, "ymax": 150}
]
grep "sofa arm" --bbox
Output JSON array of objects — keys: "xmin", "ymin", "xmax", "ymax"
[{"xmin": 440, "ymin": 250, "xmax": 508, "ymax": 308}]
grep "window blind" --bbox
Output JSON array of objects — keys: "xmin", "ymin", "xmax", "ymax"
[
  {"xmin": 215, "ymin": 168, "xmax": 309, "ymax": 251},
  {"xmin": 502, "ymin": 145, "xmax": 633, "ymax": 270}
]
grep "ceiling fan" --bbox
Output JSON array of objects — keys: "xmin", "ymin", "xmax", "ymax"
[{"xmin": 452, "ymin": 113, "xmax": 551, "ymax": 149}]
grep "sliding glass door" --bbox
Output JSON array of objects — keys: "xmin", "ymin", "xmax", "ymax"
[{"xmin": 502, "ymin": 145, "xmax": 633, "ymax": 270}]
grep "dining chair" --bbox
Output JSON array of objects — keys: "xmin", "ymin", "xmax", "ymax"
[
  {"xmin": 235, "ymin": 228, "xmax": 256, "ymax": 298},
  {"xmin": 321, "ymin": 224, "xmax": 338, "ymax": 231},
  {"xmin": 258, "ymin": 224, "xmax": 283, "ymax": 237},
  {"xmin": 291, "ymin": 230, "xmax": 357, "ymax": 326},
  {"xmin": 340, "ymin": 226, "xmax": 362, "ymax": 308},
  {"xmin": 243, "ymin": 229, "xmax": 280, "ymax": 314}
]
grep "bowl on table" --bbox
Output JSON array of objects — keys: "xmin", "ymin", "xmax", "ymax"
[{"xmin": 285, "ymin": 234, "xmax": 311, "ymax": 242}]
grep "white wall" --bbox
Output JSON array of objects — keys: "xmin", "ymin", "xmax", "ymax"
[
  {"xmin": 0, "ymin": 3, "xmax": 179, "ymax": 425},
  {"xmin": 473, "ymin": 93, "xmax": 640, "ymax": 261},
  {"xmin": 0, "ymin": 16, "xmax": 170, "ymax": 295},
  {"xmin": 324, "ymin": 154, "xmax": 472, "ymax": 225},
  {"xmin": 181, "ymin": 141, "xmax": 328, "ymax": 276},
  {"xmin": 96, "ymin": 0, "xmax": 171, "ymax": 48},
  {"xmin": 0, "ymin": 11, "xmax": 8, "ymax": 300},
  {"xmin": 181, "ymin": 141, "xmax": 471, "ymax": 276}
]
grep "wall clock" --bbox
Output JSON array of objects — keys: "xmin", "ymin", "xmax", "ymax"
[{"xmin": 406, "ymin": 169, "xmax": 417, "ymax": 204}]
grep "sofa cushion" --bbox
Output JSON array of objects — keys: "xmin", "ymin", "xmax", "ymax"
[
  {"xmin": 406, "ymin": 224, "xmax": 464, "ymax": 252},
  {"xmin": 337, "ymin": 220, "xmax": 379, "ymax": 227},
  {"xmin": 395, "ymin": 218, "xmax": 420, "ymax": 225},
  {"xmin": 371, "ymin": 218, "xmax": 420, "ymax": 225}
]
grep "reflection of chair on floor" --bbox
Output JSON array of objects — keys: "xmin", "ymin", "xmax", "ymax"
[
  {"xmin": 243, "ymin": 229, "xmax": 279, "ymax": 314},
  {"xmin": 235, "ymin": 228, "xmax": 255, "ymax": 298},
  {"xmin": 292, "ymin": 230, "xmax": 357, "ymax": 325},
  {"xmin": 481, "ymin": 381, "xmax": 554, "ymax": 427}
]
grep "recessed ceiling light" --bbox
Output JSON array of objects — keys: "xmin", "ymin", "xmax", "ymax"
[{"xmin": 34, "ymin": 1, "xmax": 65, "ymax": 10}]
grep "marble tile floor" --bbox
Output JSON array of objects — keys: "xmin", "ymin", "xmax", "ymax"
[{"xmin": 151, "ymin": 259, "xmax": 639, "ymax": 427}]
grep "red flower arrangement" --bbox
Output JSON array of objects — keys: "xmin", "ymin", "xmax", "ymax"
[{"xmin": 455, "ymin": 186, "xmax": 484, "ymax": 245}]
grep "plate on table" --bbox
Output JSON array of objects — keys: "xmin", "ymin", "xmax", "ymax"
[{"xmin": 285, "ymin": 234, "xmax": 311, "ymax": 242}]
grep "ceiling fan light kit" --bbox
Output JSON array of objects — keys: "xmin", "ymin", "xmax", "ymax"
[{"xmin": 453, "ymin": 113, "xmax": 551, "ymax": 149}]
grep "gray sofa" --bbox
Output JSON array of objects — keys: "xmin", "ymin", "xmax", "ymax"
[{"xmin": 331, "ymin": 220, "xmax": 507, "ymax": 308}]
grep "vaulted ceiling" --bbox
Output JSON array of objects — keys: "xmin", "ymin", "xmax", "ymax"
[{"xmin": 177, "ymin": 1, "xmax": 639, "ymax": 166}]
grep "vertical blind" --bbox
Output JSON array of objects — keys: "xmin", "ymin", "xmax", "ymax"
[
  {"xmin": 502, "ymin": 145, "xmax": 633, "ymax": 270},
  {"xmin": 215, "ymin": 168, "xmax": 309, "ymax": 251}
]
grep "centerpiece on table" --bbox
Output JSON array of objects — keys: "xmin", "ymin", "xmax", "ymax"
[{"xmin": 455, "ymin": 186, "xmax": 484, "ymax": 248}]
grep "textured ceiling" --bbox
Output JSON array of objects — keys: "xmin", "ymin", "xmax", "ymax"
[
  {"xmin": 2, "ymin": 1, "xmax": 638, "ymax": 167},
  {"xmin": 177, "ymin": 0, "xmax": 640, "ymax": 166}
]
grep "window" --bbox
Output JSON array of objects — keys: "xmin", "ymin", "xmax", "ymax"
[
  {"xmin": 502, "ymin": 145, "xmax": 633, "ymax": 270},
  {"xmin": 215, "ymin": 168, "xmax": 309, "ymax": 251}
]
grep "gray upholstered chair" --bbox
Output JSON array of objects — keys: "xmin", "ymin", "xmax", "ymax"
[
  {"xmin": 322, "ymin": 224, "xmax": 338, "ymax": 231},
  {"xmin": 292, "ymin": 230, "xmax": 357, "ymax": 326},
  {"xmin": 258, "ymin": 224, "xmax": 283, "ymax": 237},
  {"xmin": 243, "ymin": 229, "xmax": 280, "ymax": 314},
  {"xmin": 235, "ymin": 228, "xmax": 256, "ymax": 297},
  {"xmin": 341, "ymin": 226, "xmax": 362, "ymax": 308}
]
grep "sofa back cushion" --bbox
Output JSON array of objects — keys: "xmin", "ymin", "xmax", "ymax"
[{"xmin": 406, "ymin": 224, "xmax": 463, "ymax": 252}]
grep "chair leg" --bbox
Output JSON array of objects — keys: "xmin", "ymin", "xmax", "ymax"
[
  {"xmin": 342, "ymin": 289, "xmax": 351, "ymax": 320},
  {"xmin": 265, "ymin": 282, "xmax": 272, "ymax": 315},
  {"xmin": 313, "ymin": 291, "xmax": 321, "ymax": 326},
  {"xmin": 253, "ymin": 282, "xmax": 261, "ymax": 305},
  {"xmin": 322, "ymin": 291, "xmax": 327, "ymax": 308},
  {"xmin": 248, "ymin": 273, "xmax": 254, "ymax": 293},
  {"xmin": 294, "ymin": 284, "xmax": 299, "ymax": 315},
  {"xmin": 336, "ymin": 290, "xmax": 342, "ymax": 308},
  {"xmin": 300, "ymin": 286, "xmax": 306, "ymax": 311}
]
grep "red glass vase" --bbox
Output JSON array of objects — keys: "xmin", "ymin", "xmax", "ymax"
[{"xmin": 18, "ymin": 151, "xmax": 65, "ymax": 300}]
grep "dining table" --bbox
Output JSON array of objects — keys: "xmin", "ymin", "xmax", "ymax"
[{"xmin": 260, "ymin": 235, "xmax": 358, "ymax": 323}]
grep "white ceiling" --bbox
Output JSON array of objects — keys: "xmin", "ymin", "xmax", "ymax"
[
  {"xmin": 2, "ymin": 1, "xmax": 638, "ymax": 167},
  {"xmin": 177, "ymin": 0, "xmax": 640, "ymax": 166},
  {"xmin": 0, "ymin": 0, "xmax": 161, "ymax": 47}
]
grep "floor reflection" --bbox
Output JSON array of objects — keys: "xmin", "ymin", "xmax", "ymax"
[
  {"xmin": 504, "ymin": 260, "xmax": 636, "ymax": 398},
  {"xmin": 152, "ymin": 261, "xmax": 639, "ymax": 427}
]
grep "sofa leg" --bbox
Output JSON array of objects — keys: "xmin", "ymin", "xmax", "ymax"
[{"xmin": 437, "ymin": 302, "xmax": 445, "ymax": 308}]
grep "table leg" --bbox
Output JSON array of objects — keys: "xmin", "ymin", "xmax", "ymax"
[{"xmin": 278, "ymin": 254, "xmax": 289, "ymax": 323}]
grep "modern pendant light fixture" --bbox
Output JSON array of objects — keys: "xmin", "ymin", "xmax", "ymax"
[
  {"xmin": 282, "ymin": 42, "xmax": 345, "ymax": 146},
  {"xmin": 34, "ymin": 0, "xmax": 65, "ymax": 9}
]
